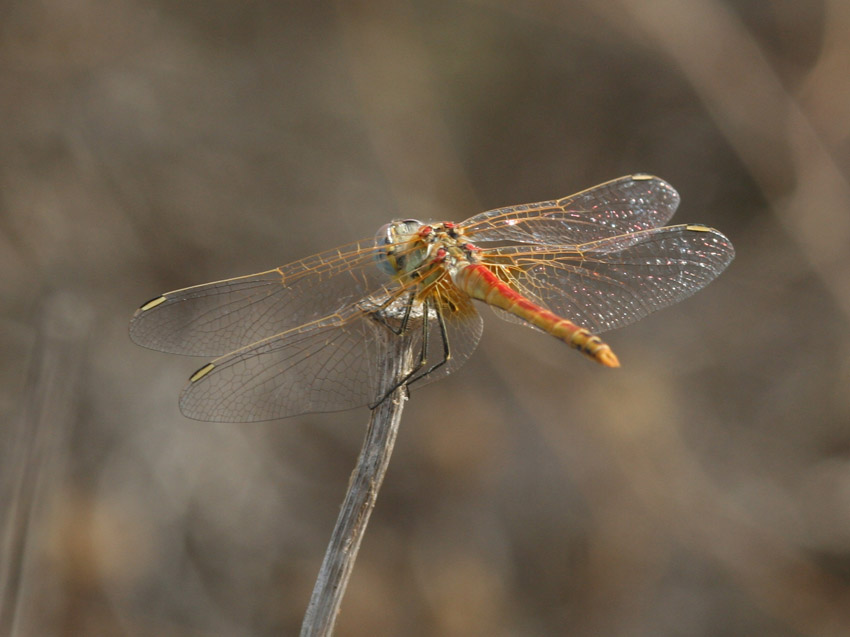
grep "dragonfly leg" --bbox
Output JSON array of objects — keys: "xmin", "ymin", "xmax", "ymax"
[
  {"xmin": 368, "ymin": 298, "xmax": 431, "ymax": 409},
  {"xmin": 411, "ymin": 302, "xmax": 450, "ymax": 382},
  {"xmin": 377, "ymin": 300, "xmax": 452, "ymax": 400},
  {"xmin": 369, "ymin": 289, "xmax": 416, "ymax": 336}
]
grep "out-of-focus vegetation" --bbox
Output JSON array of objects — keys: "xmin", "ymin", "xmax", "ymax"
[{"xmin": 2, "ymin": 1, "xmax": 849, "ymax": 635}]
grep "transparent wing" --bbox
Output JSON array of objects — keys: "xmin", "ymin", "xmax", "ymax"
[
  {"xmin": 406, "ymin": 277, "xmax": 484, "ymax": 390},
  {"xmin": 480, "ymin": 224, "xmax": 734, "ymax": 334},
  {"xmin": 129, "ymin": 176, "xmax": 678, "ymax": 357},
  {"xmin": 459, "ymin": 174, "xmax": 680, "ymax": 245},
  {"xmin": 178, "ymin": 283, "xmax": 483, "ymax": 422},
  {"xmin": 129, "ymin": 239, "xmax": 396, "ymax": 357}
]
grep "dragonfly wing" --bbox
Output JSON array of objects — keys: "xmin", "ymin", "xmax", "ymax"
[
  {"xmin": 459, "ymin": 175, "xmax": 680, "ymax": 245},
  {"xmin": 130, "ymin": 239, "xmax": 394, "ymax": 357},
  {"xmin": 178, "ymin": 288, "xmax": 483, "ymax": 422},
  {"xmin": 408, "ymin": 280, "xmax": 484, "ymax": 390},
  {"xmin": 179, "ymin": 306, "xmax": 409, "ymax": 422},
  {"xmin": 481, "ymin": 224, "xmax": 734, "ymax": 334}
]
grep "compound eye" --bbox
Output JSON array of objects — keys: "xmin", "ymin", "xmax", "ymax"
[
  {"xmin": 374, "ymin": 219, "xmax": 422, "ymax": 247},
  {"xmin": 374, "ymin": 222, "xmax": 394, "ymax": 248},
  {"xmin": 401, "ymin": 219, "xmax": 421, "ymax": 231},
  {"xmin": 373, "ymin": 219, "xmax": 423, "ymax": 276},
  {"xmin": 374, "ymin": 223, "xmax": 397, "ymax": 276}
]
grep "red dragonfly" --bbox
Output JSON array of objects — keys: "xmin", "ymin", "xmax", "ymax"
[{"xmin": 130, "ymin": 174, "xmax": 734, "ymax": 421}]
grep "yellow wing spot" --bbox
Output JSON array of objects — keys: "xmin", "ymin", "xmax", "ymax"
[
  {"xmin": 685, "ymin": 225, "xmax": 712, "ymax": 232},
  {"xmin": 140, "ymin": 296, "xmax": 167, "ymax": 311},
  {"xmin": 631, "ymin": 173, "xmax": 656, "ymax": 180},
  {"xmin": 189, "ymin": 363, "xmax": 215, "ymax": 383}
]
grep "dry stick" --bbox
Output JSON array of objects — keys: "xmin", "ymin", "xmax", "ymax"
[{"xmin": 300, "ymin": 334, "xmax": 415, "ymax": 637}]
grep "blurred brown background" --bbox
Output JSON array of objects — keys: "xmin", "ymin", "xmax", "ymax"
[{"xmin": 2, "ymin": 1, "xmax": 850, "ymax": 635}]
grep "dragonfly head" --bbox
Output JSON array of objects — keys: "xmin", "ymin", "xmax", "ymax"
[{"xmin": 374, "ymin": 219, "xmax": 426, "ymax": 276}]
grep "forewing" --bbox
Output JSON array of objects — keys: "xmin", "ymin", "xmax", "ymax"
[
  {"xmin": 178, "ymin": 285, "xmax": 484, "ymax": 422},
  {"xmin": 459, "ymin": 174, "xmax": 680, "ymax": 245},
  {"xmin": 129, "ymin": 239, "xmax": 393, "ymax": 357},
  {"xmin": 481, "ymin": 225, "xmax": 734, "ymax": 333}
]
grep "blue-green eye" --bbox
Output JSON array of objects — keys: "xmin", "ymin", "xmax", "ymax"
[{"xmin": 374, "ymin": 219, "xmax": 422, "ymax": 276}]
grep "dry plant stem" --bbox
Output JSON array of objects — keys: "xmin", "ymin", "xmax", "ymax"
[{"xmin": 300, "ymin": 337, "xmax": 414, "ymax": 637}]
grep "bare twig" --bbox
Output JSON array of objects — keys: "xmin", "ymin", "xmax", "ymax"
[{"xmin": 300, "ymin": 334, "xmax": 415, "ymax": 637}]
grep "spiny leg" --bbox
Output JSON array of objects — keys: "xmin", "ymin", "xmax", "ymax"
[
  {"xmin": 368, "ymin": 289, "xmax": 416, "ymax": 336},
  {"xmin": 410, "ymin": 301, "xmax": 450, "ymax": 384},
  {"xmin": 368, "ymin": 298, "xmax": 431, "ymax": 409}
]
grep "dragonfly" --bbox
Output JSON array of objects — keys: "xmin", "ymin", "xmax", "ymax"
[{"xmin": 130, "ymin": 174, "xmax": 734, "ymax": 422}]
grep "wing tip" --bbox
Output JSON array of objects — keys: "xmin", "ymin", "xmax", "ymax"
[
  {"xmin": 138, "ymin": 295, "xmax": 167, "ymax": 312},
  {"xmin": 684, "ymin": 225, "xmax": 736, "ymax": 260},
  {"xmin": 189, "ymin": 362, "xmax": 216, "ymax": 383},
  {"xmin": 129, "ymin": 295, "xmax": 167, "ymax": 347}
]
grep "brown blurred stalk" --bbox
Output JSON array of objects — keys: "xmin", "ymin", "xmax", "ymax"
[
  {"xmin": 300, "ymin": 335, "xmax": 414, "ymax": 637},
  {"xmin": 0, "ymin": 293, "xmax": 91, "ymax": 635}
]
